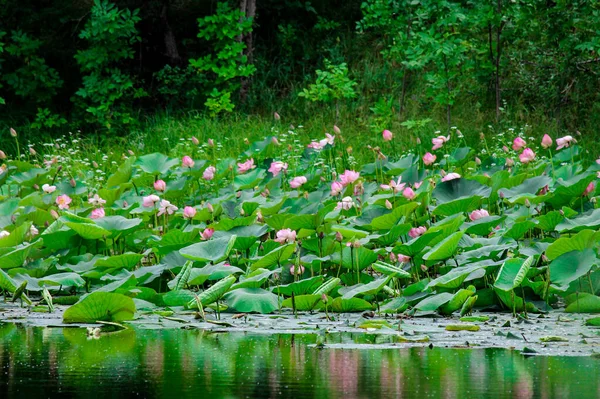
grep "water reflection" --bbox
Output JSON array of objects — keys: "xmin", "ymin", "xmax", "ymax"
[{"xmin": 0, "ymin": 323, "xmax": 598, "ymax": 398}]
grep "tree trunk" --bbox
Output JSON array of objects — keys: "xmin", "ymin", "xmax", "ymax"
[{"xmin": 161, "ymin": 1, "xmax": 181, "ymax": 65}]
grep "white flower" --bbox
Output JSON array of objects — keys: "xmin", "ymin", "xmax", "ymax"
[
  {"xmin": 0, "ymin": 230, "xmax": 10, "ymax": 239},
  {"xmin": 157, "ymin": 200, "xmax": 178, "ymax": 216},
  {"xmin": 88, "ymin": 194, "xmax": 106, "ymax": 207},
  {"xmin": 335, "ymin": 196, "xmax": 355, "ymax": 211},
  {"xmin": 42, "ymin": 184, "xmax": 56, "ymax": 194}
]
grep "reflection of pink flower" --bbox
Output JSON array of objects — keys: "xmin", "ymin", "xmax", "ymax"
[
  {"xmin": 519, "ymin": 148, "xmax": 536, "ymax": 163},
  {"xmin": 182, "ymin": 156, "xmax": 195, "ymax": 168},
  {"xmin": 237, "ymin": 158, "xmax": 255, "ymax": 173},
  {"xmin": 409, "ymin": 226, "xmax": 427, "ymax": 238},
  {"xmin": 402, "ymin": 187, "xmax": 416, "ymax": 200},
  {"xmin": 382, "ymin": 130, "xmax": 393, "ymax": 141},
  {"xmin": 512, "ymin": 137, "xmax": 526, "ymax": 151},
  {"xmin": 441, "ymin": 173, "xmax": 461, "ymax": 182},
  {"xmin": 203, "ymin": 166, "xmax": 216, "ymax": 180},
  {"xmin": 268, "ymin": 161, "xmax": 288, "ymax": 177},
  {"xmin": 91, "ymin": 207, "xmax": 105, "ymax": 219},
  {"xmin": 290, "ymin": 265, "xmax": 305, "ymax": 275},
  {"xmin": 339, "ymin": 170, "xmax": 360, "ymax": 186},
  {"xmin": 200, "ymin": 228, "xmax": 214, "ymax": 240},
  {"xmin": 154, "ymin": 180, "xmax": 166, "ymax": 192},
  {"xmin": 469, "ymin": 209, "xmax": 490, "ymax": 221},
  {"xmin": 183, "ymin": 206, "xmax": 196, "ymax": 219},
  {"xmin": 432, "ymin": 135, "xmax": 449, "ymax": 151},
  {"xmin": 556, "ymin": 135, "xmax": 575, "ymax": 150},
  {"xmin": 331, "ymin": 181, "xmax": 344, "ymax": 196},
  {"xmin": 584, "ymin": 182, "xmax": 595, "ymax": 196},
  {"xmin": 423, "ymin": 152, "xmax": 436, "ymax": 165},
  {"xmin": 541, "ymin": 134, "xmax": 552, "ymax": 149},
  {"xmin": 143, "ymin": 195, "xmax": 160, "ymax": 207},
  {"xmin": 56, "ymin": 195, "xmax": 72, "ymax": 210},
  {"xmin": 289, "ymin": 176, "xmax": 307, "ymax": 189},
  {"xmin": 275, "ymin": 228, "xmax": 296, "ymax": 244}
]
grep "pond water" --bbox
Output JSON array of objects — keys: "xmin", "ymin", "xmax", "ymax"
[{"xmin": 0, "ymin": 324, "xmax": 598, "ymax": 398}]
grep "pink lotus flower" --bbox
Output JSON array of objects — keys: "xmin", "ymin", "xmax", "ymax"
[
  {"xmin": 331, "ymin": 181, "xmax": 344, "ymax": 196},
  {"xmin": 275, "ymin": 228, "xmax": 297, "ymax": 244},
  {"xmin": 336, "ymin": 196, "xmax": 354, "ymax": 211},
  {"xmin": 397, "ymin": 254, "xmax": 411, "ymax": 263},
  {"xmin": 88, "ymin": 194, "xmax": 106, "ymax": 207},
  {"xmin": 538, "ymin": 185, "xmax": 549, "ymax": 195},
  {"xmin": 157, "ymin": 199, "xmax": 178, "ymax": 216},
  {"xmin": 380, "ymin": 178, "xmax": 405, "ymax": 194},
  {"xmin": 441, "ymin": 173, "xmax": 461, "ymax": 182},
  {"xmin": 409, "ymin": 226, "xmax": 427, "ymax": 238},
  {"xmin": 541, "ymin": 134, "xmax": 553, "ymax": 149},
  {"xmin": 42, "ymin": 184, "xmax": 56, "ymax": 194},
  {"xmin": 584, "ymin": 182, "xmax": 595, "ymax": 196},
  {"xmin": 323, "ymin": 133, "xmax": 335, "ymax": 146},
  {"xmin": 203, "ymin": 165, "xmax": 216, "ymax": 180},
  {"xmin": 382, "ymin": 130, "xmax": 393, "ymax": 141},
  {"xmin": 512, "ymin": 137, "xmax": 527, "ymax": 151},
  {"xmin": 402, "ymin": 187, "xmax": 416, "ymax": 200},
  {"xmin": 143, "ymin": 194, "xmax": 161, "ymax": 207},
  {"xmin": 339, "ymin": 170, "xmax": 360, "ymax": 186},
  {"xmin": 414, "ymin": 181, "xmax": 423, "ymax": 190},
  {"xmin": 289, "ymin": 176, "xmax": 307, "ymax": 189},
  {"xmin": 56, "ymin": 195, "xmax": 72, "ymax": 210},
  {"xmin": 200, "ymin": 228, "xmax": 214, "ymax": 240},
  {"xmin": 519, "ymin": 148, "xmax": 536, "ymax": 163},
  {"xmin": 432, "ymin": 135, "xmax": 450, "ymax": 151},
  {"xmin": 307, "ymin": 141, "xmax": 324, "ymax": 150},
  {"xmin": 423, "ymin": 152, "xmax": 436, "ymax": 165},
  {"xmin": 154, "ymin": 180, "xmax": 166, "ymax": 192},
  {"xmin": 91, "ymin": 207, "xmax": 105, "ymax": 219},
  {"xmin": 268, "ymin": 161, "xmax": 288, "ymax": 177},
  {"xmin": 502, "ymin": 145, "xmax": 509, "ymax": 153},
  {"xmin": 29, "ymin": 225, "xmax": 39, "ymax": 237},
  {"xmin": 290, "ymin": 264, "xmax": 305, "ymax": 275},
  {"xmin": 469, "ymin": 209, "xmax": 490, "ymax": 221},
  {"xmin": 556, "ymin": 135, "xmax": 575, "ymax": 150},
  {"xmin": 182, "ymin": 156, "xmax": 195, "ymax": 168},
  {"xmin": 183, "ymin": 206, "xmax": 197, "ymax": 219},
  {"xmin": 237, "ymin": 158, "xmax": 255, "ymax": 174}
]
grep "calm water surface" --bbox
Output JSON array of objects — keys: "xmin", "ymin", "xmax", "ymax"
[{"xmin": 0, "ymin": 324, "xmax": 598, "ymax": 398}]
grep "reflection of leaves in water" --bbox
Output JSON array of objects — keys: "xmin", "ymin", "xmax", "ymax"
[{"xmin": 61, "ymin": 327, "xmax": 137, "ymax": 367}]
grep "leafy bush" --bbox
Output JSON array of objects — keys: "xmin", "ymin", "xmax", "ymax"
[
  {"xmin": 189, "ymin": 2, "xmax": 256, "ymax": 116},
  {"xmin": 74, "ymin": 0, "xmax": 143, "ymax": 129}
]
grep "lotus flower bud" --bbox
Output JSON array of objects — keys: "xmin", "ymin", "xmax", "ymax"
[
  {"xmin": 333, "ymin": 125, "xmax": 341, "ymax": 135},
  {"xmin": 0, "ymin": 150, "xmax": 6, "ymax": 159},
  {"xmin": 416, "ymin": 137, "xmax": 421, "ymax": 145},
  {"xmin": 385, "ymin": 199, "xmax": 392, "ymax": 209},
  {"xmin": 244, "ymin": 138, "xmax": 249, "ymax": 145},
  {"xmin": 191, "ymin": 136, "xmax": 200, "ymax": 145},
  {"xmin": 128, "ymin": 150, "xmax": 135, "ymax": 156},
  {"xmin": 271, "ymin": 137, "xmax": 280, "ymax": 146},
  {"xmin": 274, "ymin": 112, "xmax": 281, "ymax": 121},
  {"xmin": 50, "ymin": 210, "xmax": 59, "ymax": 219},
  {"xmin": 207, "ymin": 202, "xmax": 214, "ymax": 213},
  {"xmin": 208, "ymin": 139, "xmax": 214, "ymax": 147},
  {"xmin": 420, "ymin": 264, "xmax": 428, "ymax": 272},
  {"xmin": 92, "ymin": 161, "xmax": 99, "ymax": 168},
  {"xmin": 335, "ymin": 231, "xmax": 343, "ymax": 242},
  {"xmin": 321, "ymin": 293, "xmax": 328, "ymax": 303},
  {"xmin": 70, "ymin": 178, "xmax": 76, "ymax": 188},
  {"xmin": 29, "ymin": 147, "xmax": 37, "ymax": 156},
  {"xmin": 10, "ymin": 128, "xmax": 17, "ymax": 137}
]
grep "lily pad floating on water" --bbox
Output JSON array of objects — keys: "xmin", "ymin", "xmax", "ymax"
[
  {"xmin": 63, "ymin": 292, "xmax": 136, "ymax": 323},
  {"xmin": 445, "ymin": 324, "xmax": 480, "ymax": 332}
]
